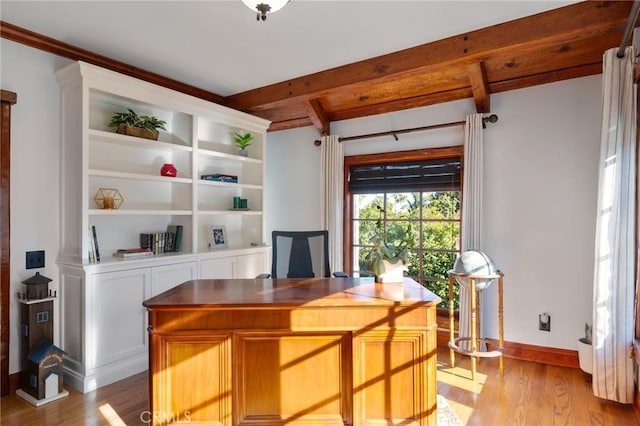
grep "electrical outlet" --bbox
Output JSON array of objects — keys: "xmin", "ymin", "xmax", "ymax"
[
  {"xmin": 538, "ymin": 313, "xmax": 551, "ymax": 332},
  {"xmin": 26, "ymin": 250, "xmax": 45, "ymax": 269}
]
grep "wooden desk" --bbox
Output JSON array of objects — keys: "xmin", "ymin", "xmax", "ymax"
[{"xmin": 143, "ymin": 277, "xmax": 441, "ymax": 425}]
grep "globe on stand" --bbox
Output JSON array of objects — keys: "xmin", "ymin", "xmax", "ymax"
[{"xmin": 453, "ymin": 250, "xmax": 497, "ymax": 291}]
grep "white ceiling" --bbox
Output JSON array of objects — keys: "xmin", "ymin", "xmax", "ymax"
[{"xmin": 1, "ymin": 1, "xmax": 579, "ymax": 96}]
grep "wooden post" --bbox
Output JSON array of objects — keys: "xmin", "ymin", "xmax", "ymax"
[{"xmin": 470, "ymin": 277, "xmax": 477, "ymax": 381}]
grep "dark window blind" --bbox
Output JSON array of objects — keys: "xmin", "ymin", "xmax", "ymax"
[{"xmin": 349, "ymin": 157, "xmax": 461, "ymax": 193}]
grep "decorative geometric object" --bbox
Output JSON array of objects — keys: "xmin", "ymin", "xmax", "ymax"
[
  {"xmin": 452, "ymin": 250, "xmax": 497, "ymax": 291},
  {"xmin": 94, "ymin": 188, "xmax": 123, "ymax": 210}
]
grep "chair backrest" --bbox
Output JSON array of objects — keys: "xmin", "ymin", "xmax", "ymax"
[{"xmin": 271, "ymin": 230, "xmax": 330, "ymax": 278}]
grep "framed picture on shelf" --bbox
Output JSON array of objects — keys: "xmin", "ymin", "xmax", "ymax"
[{"xmin": 210, "ymin": 226, "xmax": 228, "ymax": 249}]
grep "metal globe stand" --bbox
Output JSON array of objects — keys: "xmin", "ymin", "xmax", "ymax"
[{"xmin": 447, "ymin": 270, "xmax": 505, "ymax": 380}]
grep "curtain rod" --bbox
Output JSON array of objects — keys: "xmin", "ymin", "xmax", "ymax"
[
  {"xmin": 313, "ymin": 114, "xmax": 498, "ymax": 146},
  {"xmin": 617, "ymin": 0, "xmax": 640, "ymax": 58}
]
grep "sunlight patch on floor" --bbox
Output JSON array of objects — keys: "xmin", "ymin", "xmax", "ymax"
[
  {"xmin": 437, "ymin": 365, "xmax": 487, "ymax": 391},
  {"xmin": 436, "ymin": 361, "xmax": 488, "ymax": 424},
  {"xmin": 99, "ymin": 403, "xmax": 127, "ymax": 426},
  {"xmin": 447, "ymin": 399, "xmax": 475, "ymax": 424}
]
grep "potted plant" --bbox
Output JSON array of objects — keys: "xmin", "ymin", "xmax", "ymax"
[
  {"xmin": 233, "ymin": 131, "xmax": 254, "ymax": 157},
  {"xmin": 577, "ymin": 322, "xmax": 593, "ymax": 375},
  {"xmin": 108, "ymin": 108, "xmax": 167, "ymax": 141},
  {"xmin": 364, "ymin": 205, "xmax": 414, "ymax": 283}
]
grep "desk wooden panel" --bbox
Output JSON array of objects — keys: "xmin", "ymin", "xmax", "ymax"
[{"xmin": 144, "ymin": 278, "xmax": 440, "ymax": 425}]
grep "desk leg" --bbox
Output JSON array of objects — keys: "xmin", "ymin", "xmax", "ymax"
[
  {"xmin": 448, "ymin": 274, "xmax": 455, "ymax": 368},
  {"xmin": 470, "ymin": 278, "xmax": 477, "ymax": 381}
]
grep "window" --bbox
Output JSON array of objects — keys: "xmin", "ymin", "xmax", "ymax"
[
  {"xmin": 36, "ymin": 311, "xmax": 49, "ymax": 323},
  {"xmin": 344, "ymin": 147, "xmax": 463, "ymax": 309}
]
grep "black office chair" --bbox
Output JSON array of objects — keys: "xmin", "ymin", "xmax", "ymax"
[{"xmin": 271, "ymin": 230, "xmax": 330, "ymax": 278}]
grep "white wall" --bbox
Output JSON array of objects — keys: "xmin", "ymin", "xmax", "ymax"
[
  {"xmin": 2, "ymin": 37, "xmax": 602, "ymax": 378},
  {"xmin": 266, "ymin": 75, "xmax": 602, "ymax": 350},
  {"xmin": 265, "ymin": 126, "xmax": 322, "ymax": 234},
  {"xmin": 1, "ymin": 39, "xmax": 72, "ymax": 374},
  {"xmin": 483, "ymin": 77, "xmax": 601, "ymax": 349}
]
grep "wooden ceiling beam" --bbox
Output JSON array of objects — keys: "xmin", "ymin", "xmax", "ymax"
[
  {"xmin": 304, "ymin": 99, "xmax": 331, "ymax": 135},
  {"xmin": 489, "ymin": 62, "xmax": 603, "ymax": 94},
  {"xmin": 225, "ymin": 1, "xmax": 631, "ymax": 112},
  {"xmin": 329, "ymin": 87, "xmax": 473, "ymax": 123},
  {"xmin": 268, "ymin": 117, "xmax": 313, "ymax": 132},
  {"xmin": 315, "ymin": 62, "xmax": 603, "ymax": 124},
  {"xmin": 467, "ymin": 62, "xmax": 490, "ymax": 113}
]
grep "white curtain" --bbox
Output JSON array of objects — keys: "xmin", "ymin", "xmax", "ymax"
[
  {"xmin": 592, "ymin": 46, "xmax": 636, "ymax": 403},
  {"xmin": 320, "ymin": 135, "xmax": 344, "ymax": 274},
  {"xmin": 458, "ymin": 113, "xmax": 485, "ymax": 350}
]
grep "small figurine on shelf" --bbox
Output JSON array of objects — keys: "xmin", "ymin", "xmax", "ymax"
[{"xmin": 160, "ymin": 163, "xmax": 177, "ymax": 177}]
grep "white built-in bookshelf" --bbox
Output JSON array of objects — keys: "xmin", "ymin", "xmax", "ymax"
[{"xmin": 55, "ymin": 61, "xmax": 271, "ymax": 393}]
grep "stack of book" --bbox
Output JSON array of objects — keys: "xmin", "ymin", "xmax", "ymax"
[
  {"xmin": 113, "ymin": 248, "xmax": 153, "ymax": 258},
  {"xmin": 200, "ymin": 174, "xmax": 238, "ymax": 183},
  {"xmin": 140, "ymin": 225, "xmax": 183, "ymax": 255}
]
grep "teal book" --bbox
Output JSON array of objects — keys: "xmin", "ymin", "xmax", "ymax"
[{"xmin": 167, "ymin": 225, "xmax": 183, "ymax": 252}]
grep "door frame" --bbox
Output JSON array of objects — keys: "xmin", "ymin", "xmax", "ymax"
[{"xmin": 1, "ymin": 89, "xmax": 17, "ymax": 395}]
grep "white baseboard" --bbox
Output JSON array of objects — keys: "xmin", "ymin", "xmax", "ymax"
[
  {"xmin": 16, "ymin": 388, "xmax": 69, "ymax": 406},
  {"xmin": 63, "ymin": 353, "xmax": 148, "ymax": 393}
]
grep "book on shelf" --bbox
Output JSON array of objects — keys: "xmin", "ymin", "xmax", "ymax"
[
  {"xmin": 140, "ymin": 228, "xmax": 181, "ymax": 255},
  {"xmin": 88, "ymin": 226, "xmax": 96, "ymax": 262},
  {"xmin": 113, "ymin": 248, "xmax": 153, "ymax": 258},
  {"xmin": 200, "ymin": 174, "xmax": 238, "ymax": 183},
  {"xmin": 166, "ymin": 225, "xmax": 183, "ymax": 252},
  {"xmin": 91, "ymin": 224, "xmax": 101, "ymax": 262}
]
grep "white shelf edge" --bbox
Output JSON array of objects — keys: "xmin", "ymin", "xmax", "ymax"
[
  {"xmin": 197, "ymin": 180, "xmax": 262, "ymax": 190},
  {"xmin": 89, "ymin": 169, "xmax": 193, "ymax": 184},
  {"xmin": 197, "ymin": 148, "xmax": 262, "ymax": 164},
  {"xmin": 198, "ymin": 210, "xmax": 263, "ymax": 216},
  {"xmin": 89, "ymin": 209, "xmax": 193, "ymax": 215},
  {"xmin": 89, "ymin": 129, "xmax": 193, "ymax": 152}
]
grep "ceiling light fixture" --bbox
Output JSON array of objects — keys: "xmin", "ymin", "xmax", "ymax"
[{"xmin": 242, "ymin": 0, "xmax": 289, "ymax": 21}]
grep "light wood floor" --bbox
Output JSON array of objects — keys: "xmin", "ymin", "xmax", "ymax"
[{"xmin": 1, "ymin": 348, "xmax": 637, "ymax": 425}]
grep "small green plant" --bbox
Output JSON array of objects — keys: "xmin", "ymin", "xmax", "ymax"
[
  {"xmin": 364, "ymin": 205, "xmax": 414, "ymax": 277},
  {"xmin": 233, "ymin": 131, "xmax": 254, "ymax": 149},
  {"xmin": 108, "ymin": 108, "xmax": 167, "ymax": 133}
]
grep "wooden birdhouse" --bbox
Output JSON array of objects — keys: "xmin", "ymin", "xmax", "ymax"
[{"xmin": 21, "ymin": 341, "xmax": 65, "ymax": 401}]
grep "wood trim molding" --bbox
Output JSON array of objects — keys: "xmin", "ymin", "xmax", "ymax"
[
  {"xmin": 1, "ymin": 90, "xmax": 16, "ymax": 397},
  {"xmin": 436, "ymin": 328, "xmax": 579, "ymax": 369},
  {"xmin": 8, "ymin": 372, "xmax": 20, "ymax": 394},
  {"xmin": 635, "ymin": 389, "xmax": 640, "ymax": 426},
  {"xmin": 0, "ymin": 21, "xmax": 224, "ymax": 106}
]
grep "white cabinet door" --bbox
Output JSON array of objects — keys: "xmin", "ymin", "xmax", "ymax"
[
  {"xmin": 91, "ymin": 268, "xmax": 150, "ymax": 368},
  {"xmin": 235, "ymin": 252, "xmax": 269, "ymax": 278},
  {"xmin": 200, "ymin": 257, "xmax": 234, "ymax": 278},
  {"xmin": 151, "ymin": 262, "xmax": 197, "ymax": 297}
]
